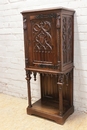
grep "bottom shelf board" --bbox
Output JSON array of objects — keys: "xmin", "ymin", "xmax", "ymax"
[
  {"xmin": 27, "ymin": 99, "xmax": 74, "ymax": 124},
  {"xmin": 32, "ymin": 99, "xmax": 60, "ymax": 114}
]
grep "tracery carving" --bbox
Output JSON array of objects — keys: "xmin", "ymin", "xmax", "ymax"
[
  {"xmin": 31, "ymin": 19, "xmax": 54, "ymax": 63},
  {"xmin": 33, "ymin": 21, "xmax": 52, "ymax": 51},
  {"xmin": 62, "ymin": 17, "xmax": 67, "ymax": 64},
  {"xmin": 62, "ymin": 16, "xmax": 72, "ymax": 64},
  {"xmin": 56, "ymin": 14, "xmax": 61, "ymax": 70},
  {"xmin": 67, "ymin": 17, "xmax": 72, "ymax": 62}
]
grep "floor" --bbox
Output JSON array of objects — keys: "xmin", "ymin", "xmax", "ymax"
[{"xmin": 0, "ymin": 93, "xmax": 87, "ymax": 130}]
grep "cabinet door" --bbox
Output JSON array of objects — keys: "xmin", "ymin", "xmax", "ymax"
[{"xmin": 28, "ymin": 13, "xmax": 58, "ymax": 69}]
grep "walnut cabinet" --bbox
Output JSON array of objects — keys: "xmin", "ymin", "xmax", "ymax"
[{"xmin": 21, "ymin": 7, "xmax": 75, "ymax": 124}]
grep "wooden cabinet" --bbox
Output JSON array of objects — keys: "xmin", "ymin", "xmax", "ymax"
[{"xmin": 21, "ymin": 7, "xmax": 75, "ymax": 125}]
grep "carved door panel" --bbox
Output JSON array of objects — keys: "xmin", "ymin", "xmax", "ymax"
[{"xmin": 28, "ymin": 13, "xmax": 58, "ymax": 69}]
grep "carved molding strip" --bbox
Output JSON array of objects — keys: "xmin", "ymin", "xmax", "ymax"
[{"xmin": 35, "ymin": 13, "xmax": 57, "ymax": 19}]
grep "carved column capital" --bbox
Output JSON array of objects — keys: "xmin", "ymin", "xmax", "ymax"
[
  {"xmin": 25, "ymin": 70, "xmax": 32, "ymax": 81},
  {"xmin": 57, "ymin": 74, "xmax": 64, "ymax": 86}
]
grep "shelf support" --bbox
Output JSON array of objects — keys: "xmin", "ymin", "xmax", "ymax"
[{"xmin": 57, "ymin": 74, "xmax": 64, "ymax": 116}]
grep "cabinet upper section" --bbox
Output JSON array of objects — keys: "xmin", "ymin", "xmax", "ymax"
[{"xmin": 22, "ymin": 7, "xmax": 75, "ymax": 72}]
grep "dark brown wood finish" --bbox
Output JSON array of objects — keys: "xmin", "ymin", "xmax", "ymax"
[{"xmin": 22, "ymin": 7, "xmax": 75, "ymax": 125}]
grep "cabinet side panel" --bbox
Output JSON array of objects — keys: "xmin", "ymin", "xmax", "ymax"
[{"xmin": 62, "ymin": 15, "xmax": 74, "ymax": 70}]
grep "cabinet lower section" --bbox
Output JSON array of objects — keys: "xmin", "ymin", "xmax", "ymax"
[
  {"xmin": 27, "ymin": 99, "xmax": 74, "ymax": 125},
  {"xmin": 25, "ymin": 68, "xmax": 74, "ymax": 125}
]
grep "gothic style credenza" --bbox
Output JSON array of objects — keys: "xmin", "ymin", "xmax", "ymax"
[{"xmin": 21, "ymin": 7, "xmax": 75, "ymax": 124}]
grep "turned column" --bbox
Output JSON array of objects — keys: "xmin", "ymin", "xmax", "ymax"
[
  {"xmin": 57, "ymin": 74, "xmax": 64, "ymax": 116},
  {"xmin": 25, "ymin": 70, "xmax": 32, "ymax": 107}
]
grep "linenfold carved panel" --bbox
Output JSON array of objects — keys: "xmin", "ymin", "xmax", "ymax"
[{"xmin": 31, "ymin": 19, "xmax": 54, "ymax": 63}]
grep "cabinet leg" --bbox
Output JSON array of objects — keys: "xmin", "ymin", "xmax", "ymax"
[
  {"xmin": 59, "ymin": 84, "xmax": 63, "ymax": 116},
  {"xmin": 57, "ymin": 74, "xmax": 64, "ymax": 116},
  {"xmin": 70, "ymin": 70, "xmax": 73, "ymax": 106},
  {"xmin": 26, "ymin": 71, "xmax": 32, "ymax": 107},
  {"xmin": 27, "ymin": 80, "xmax": 32, "ymax": 107}
]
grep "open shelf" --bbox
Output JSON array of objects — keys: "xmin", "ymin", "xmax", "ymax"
[{"xmin": 27, "ymin": 99, "xmax": 74, "ymax": 124}]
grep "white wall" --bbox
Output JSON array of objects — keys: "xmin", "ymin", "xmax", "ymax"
[{"xmin": 0, "ymin": 0, "xmax": 87, "ymax": 112}]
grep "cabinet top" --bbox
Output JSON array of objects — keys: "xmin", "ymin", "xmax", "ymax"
[{"xmin": 21, "ymin": 7, "xmax": 75, "ymax": 14}]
